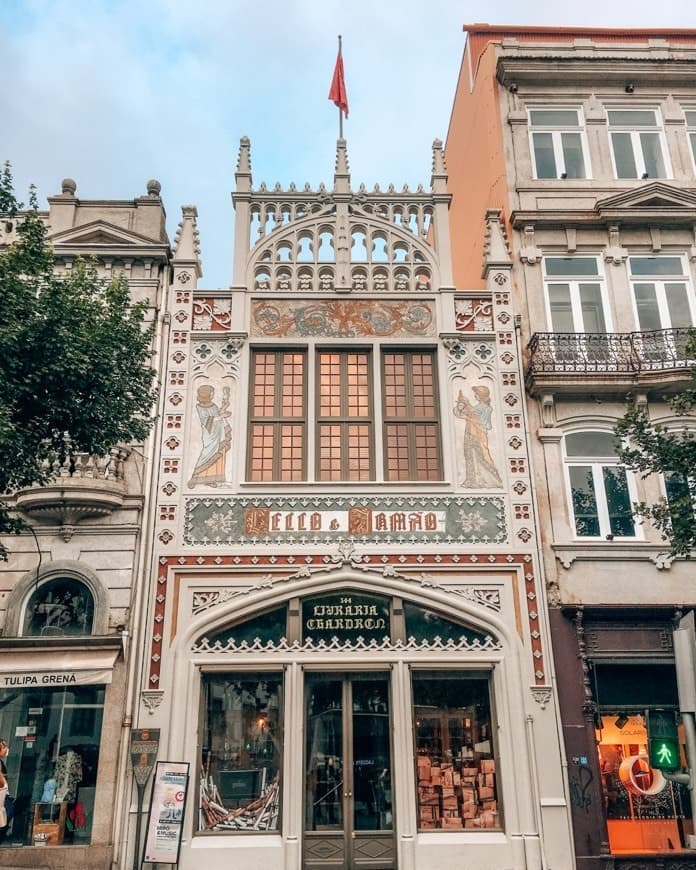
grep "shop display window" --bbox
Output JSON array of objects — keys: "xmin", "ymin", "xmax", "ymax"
[
  {"xmin": 597, "ymin": 713, "xmax": 692, "ymax": 853},
  {"xmin": 0, "ymin": 685, "xmax": 105, "ymax": 846},
  {"xmin": 199, "ymin": 672, "xmax": 282, "ymax": 833},
  {"xmin": 412, "ymin": 671, "xmax": 500, "ymax": 831}
]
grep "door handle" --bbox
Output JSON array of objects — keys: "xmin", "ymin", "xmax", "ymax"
[{"xmin": 344, "ymin": 791, "xmax": 352, "ymax": 798}]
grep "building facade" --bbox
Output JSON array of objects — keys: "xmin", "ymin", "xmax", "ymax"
[
  {"xmin": 446, "ymin": 24, "xmax": 696, "ymax": 870},
  {"xmin": 118, "ymin": 137, "xmax": 574, "ymax": 870},
  {"xmin": 0, "ymin": 179, "xmax": 170, "ymax": 868}
]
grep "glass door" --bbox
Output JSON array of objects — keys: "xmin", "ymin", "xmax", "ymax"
[{"xmin": 304, "ymin": 673, "xmax": 395, "ymax": 870}]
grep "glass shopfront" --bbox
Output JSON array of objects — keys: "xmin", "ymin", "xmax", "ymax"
[
  {"xmin": 199, "ymin": 673, "xmax": 283, "ymax": 832},
  {"xmin": 193, "ymin": 591, "xmax": 503, "ymax": 867},
  {"xmin": 0, "ymin": 685, "xmax": 105, "ymax": 846},
  {"xmin": 413, "ymin": 671, "xmax": 499, "ymax": 831},
  {"xmin": 594, "ymin": 663, "xmax": 692, "ymax": 853}
]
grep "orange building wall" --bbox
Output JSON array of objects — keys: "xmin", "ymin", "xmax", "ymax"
[{"xmin": 445, "ymin": 41, "xmax": 509, "ymax": 290}]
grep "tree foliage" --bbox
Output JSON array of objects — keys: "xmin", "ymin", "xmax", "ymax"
[
  {"xmin": 615, "ymin": 335, "xmax": 696, "ymax": 558},
  {"xmin": 0, "ymin": 162, "xmax": 157, "ymax": 557}
]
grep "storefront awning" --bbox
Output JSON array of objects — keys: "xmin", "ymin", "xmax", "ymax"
[{"xmin": 0, "ymin": 645, "xmax": 120, "ymax": 689}]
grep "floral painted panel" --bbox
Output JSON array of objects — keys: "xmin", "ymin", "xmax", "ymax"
[
  {"xmin": 454, "ymin": 298, "xmax": 494, "ymax": 332},
  {"xmin": 252, "ymin": 300, "xmax": 435, "ymax": 337}
]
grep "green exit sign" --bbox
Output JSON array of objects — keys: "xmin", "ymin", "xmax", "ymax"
[{"xmin": 647, "ymin": 710, "xmax": 681, "ymax": 772}]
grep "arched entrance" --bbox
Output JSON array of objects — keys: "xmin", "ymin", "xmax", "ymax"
[{"xmin": 180, "ymin": 570, "xmax": 512, "ymax": 870}]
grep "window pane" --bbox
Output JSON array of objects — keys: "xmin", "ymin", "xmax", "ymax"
[
  {"xmin": 640, "ymin": 132, "xmax": 666, "ymax": 178},
  {"xmin": 579, "ymin": 284, "xmax": 607, "ymax": 332},
  {"xmin": 404, "ymin": 603, "xmax": 491, "ymax": 645},
  {"xmin": 630, "ymin": 257, "xmax": 683, "ymax": 277},
  {"xmin": 305, "ymin": 677, "xmax": 343, "ymax": 830},
  {"xmin": 548, "ymin": 283, "xmax": 574, "ymax": 332},
  {"xmin": 0, "ymin": 686, "xmax": 105, "ymax": 846},
  {"xmin": 412, "ymin": 672, "xmax": 499, "ymax": 831},
  {"xmin": 383, "ymin": 353, "xmax": 407, "ymax": 417},
  {"xmin": 686, "ymin": 111, "xmax": 696, "ymax": 127},
  {"xmin": 569, "ymin": 466, "xmax": 600, "ymax": 536},
  {"xmin": 665, "ymin": 283, "xmax": 693, "ymax": 328},
  {"xmin": 690, "ymin": 131, "xmax": 696, "ymax": 164},
  {"xmin": 545, "ymin": 258, "xmax": 599, "ymax": 277},
  {"xmin": 532, "ymin": 132, "xmax": 557, "ymax": 178},
  {"xmin": 634, "ymin": 284, "xmax": 662, "ymax": 331},
  {"xmin": 602, "ymin": 466, "xmax": 635, "ymax": 537},
  {"xmin": 23, "ymin": 577, "xmax": 95, "ymax": 636},
  {"xmin": 561, "ymin": 132, "xmax": 586, "ymax": 178},
  {"xmin": 608, "ymin": 110, "xmax": 657, "ymax": 126},
  {"xmin": 611, "ymin": 132, "xmax": 637, "ymax": 178},
  {"xmin": 665, "ymin": 471, "xmax": 696, "ymax": 528},
  {"xmin": 200, "ymin": 673, "xmax": 282, "ymax": 832},
  {"xmin": 530, "ymin": 109, "xmax": 580, "ymax": 126},
  {"xmin": 202, "ymin": 607, "xmax": 288, "ymax": 648},
  {"xmin": 566, "ymin": 431, "xmax": 618, "ymax": 457}
]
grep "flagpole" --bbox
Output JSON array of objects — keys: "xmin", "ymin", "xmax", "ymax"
[{"xmin": 338, "ymin": 34, "xmax": 343, "ymax": 139}]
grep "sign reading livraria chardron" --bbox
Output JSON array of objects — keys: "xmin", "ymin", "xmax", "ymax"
[
  {"xmin": 303, "ymin": 593, "xmax": 390, "ymax": 643},
  {"xmin": 183, "ymin": 496, "xmax": 506, "ymax": 546}
]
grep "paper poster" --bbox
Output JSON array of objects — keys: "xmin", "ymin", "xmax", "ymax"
[{"xmin": 143, "ymin": 761, "xmax": 189, "ymax": 864}]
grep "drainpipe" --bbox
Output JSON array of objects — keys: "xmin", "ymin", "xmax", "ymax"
[{"xmin": 111, "ymin": 264, "xmax": 171, "ymax": 869}]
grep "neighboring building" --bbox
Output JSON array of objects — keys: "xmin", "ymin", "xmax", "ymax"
[
  {"xmin": 122, "ymin": 137, "xmax": 574, "ymax": 870},
  {"xmin": 0, "ymin": 179, "xmax": 169, "ymax": 868},
  {"xmin": 446, "ymin": 23, "xmax": 696, "ymax": 869}
]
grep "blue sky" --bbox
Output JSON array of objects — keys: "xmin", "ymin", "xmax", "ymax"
[{"xmin": 2, "ymin": 1, "xmax": 695, "ymax": 286}]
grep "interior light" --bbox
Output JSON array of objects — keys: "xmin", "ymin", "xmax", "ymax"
[{"xmin": 614, "ymin": 714, "xmax": 629, "ymax": 729}]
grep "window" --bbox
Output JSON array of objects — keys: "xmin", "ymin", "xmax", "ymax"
[
  {"xmin": 565, "ymin": 431, "xmax": 637, "ymax": 538},
  {"xmin": 593, "ymin": 663, "xmax": 689, "ymax": 853},
  {"xmin": 248, "ymin": 349, "xmax": 307, "ymax": 481},
  {"xmin": 317, "ymin": 350, "xmax": 373, "ymax": 480},
  {"xmin": 629, "ymin": 257, "xmax": 695, "ymax": 331},
  {"xmin": 608, "ymin": 109, "xmax": 669, "ymax": 179},
  {"xmin": 529, "ymin": 109, "xmax": 589, "ymax": 179},
  {"xmin": 382, "ymin": 351, "xmax": 442, "ymax": 481},
  {"xmin": 199, "ymin": 672, "xmax": 283, "ymax": 833},
  {"xmin": 543, "ymin": 257, "xmax": 609, "ymax": 333},
  {"xmin": 664, "ymin": 470, "xmax": 696, "ymax": 529},
  {"xmin": 412, "ymin": 671, "xmax": 500, "ymax": 831},
  {"xmin": 686, "ymin": 110, "xmax": 696, "ymax": 173},
  {"xmin": 0, "ymin": 685, "xmax": 105, "ymax": 846},
  {"xmin": 22, "ymin": 577, "xmax": 95, "ymax": 637},
  {"xmin": 248, "ymin": 347, "xmax": 442, "ymax": 482}
]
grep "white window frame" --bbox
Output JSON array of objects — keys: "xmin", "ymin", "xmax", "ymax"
[
  {"xmin": 542, "ymin": 256, "xmax": 612, "ymax": 333},
  {"xmin": 607, "ymin": 108, "xmax": 671, "ymax": 180},
  {"xmin": 563, "ymin": 431, "xmax": 640, "ymax": 540},
  {"xmin": 528, "ymin": 108, "xmax": 591, "ymax": 179},
  {"xmin": 628, "ymin": 254, "xmax": 696, "ymax": 331},
  {"xmin": 685, "ymin": 110, "xmax": 696, "ymax": 175}
]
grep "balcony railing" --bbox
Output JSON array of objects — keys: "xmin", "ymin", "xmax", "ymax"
[
  {"xmin": 527, "ymin": 328, "xmax": 695, "ymax": 385},
  {"xmin": 15, "ymin": 447, "xmax": 130, "ymax": 539}
]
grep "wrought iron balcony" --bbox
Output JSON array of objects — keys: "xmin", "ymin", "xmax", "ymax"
[
  {"xmin": 15, "ymin": 448, "xmax": 130, "ymax": 539},
  {"xmin": 526, "ymin": 328, "xmax": 696, "ymax": 394}
]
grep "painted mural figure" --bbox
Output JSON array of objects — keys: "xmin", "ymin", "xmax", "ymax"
[
  {"xmin": 454, "ymin": 385, "xmax": 503, "ymax": 488},
  {"xmin": 188, "ymin": 385, "xmax": 231, "ymax": 488}
]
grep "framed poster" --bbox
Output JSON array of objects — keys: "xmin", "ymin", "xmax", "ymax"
[{"xmin": 143, "ymin": 761, "xmax": 190, "ymax": 865}]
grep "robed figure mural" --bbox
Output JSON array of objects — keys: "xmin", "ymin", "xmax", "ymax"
[
  {"xmin": 453, "ymin": 384, "xmax": 502, "ymax": 489},
  {"xmin": 188, "ymin": 384, "xmax": 232, "ymax": 488}
]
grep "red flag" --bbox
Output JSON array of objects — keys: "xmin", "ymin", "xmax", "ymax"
[{"xmin": 328, "ymin": 48, "xmax": 349, "ymax": 118}]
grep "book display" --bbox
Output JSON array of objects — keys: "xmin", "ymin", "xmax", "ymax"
[{"xmin": 413, "ymin": 672, "xmax": 499, "ymax": 830}]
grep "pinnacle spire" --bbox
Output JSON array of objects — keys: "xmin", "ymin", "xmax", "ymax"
[
  {"xmin": 236, "ymin": 136, "xmax": 252, "ymax": 193},
  {"xmin": 173, "ymin": 205, "xmax": 203, "ymax": 277},
  {"xmin": 431, "ymin": 139, "xmax": 447, "ymax": 194},
  {"xmin": 333, "ymin": 138, "xmax": 351, "ymax": 194}
]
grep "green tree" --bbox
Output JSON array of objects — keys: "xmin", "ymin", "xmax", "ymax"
[
  {"xmin": 615, "ymin": 334, "xmax": 696, "ymax": 558},
  {"xmin": 0, "ymin": 162, "xmax": 157, "ymax": 558}
]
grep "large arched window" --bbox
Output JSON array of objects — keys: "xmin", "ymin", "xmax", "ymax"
[{"xmin": 22, "ymin": 576, "xmax": 95, "ymax": 637}]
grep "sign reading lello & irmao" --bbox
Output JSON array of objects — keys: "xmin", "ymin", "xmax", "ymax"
[{"xmin": 184, "ymin": 495, "xmax": 506, "ymax": 546}]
